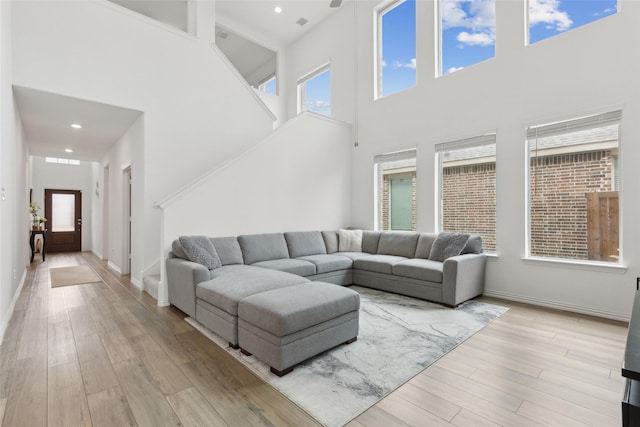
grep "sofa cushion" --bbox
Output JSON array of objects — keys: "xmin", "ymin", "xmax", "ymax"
[
  {"xmin": 393, "ymin": 259, "xmax": 443, "ymax": 283},
  {"xmin": 336, "ymin": 251, "xmax": 372, "ymax": 261},
  {"xmin": 211, "ymin": 237, "xmax": 244, "ymax": 265},
  {"xmin": 251, "ymin": 259, "xmax": 317, "ymax": 276},
  {"xmin": 429, "ymin": 232, "xmax": 470, "ymax": 262},
  {"xmin": 178, "ymin": 236, "xmax": 222, "ymax": 270},
  {"xmin": 171, "ymin": 239, "xmax": 188, "ymax": 259},
  {"xmin": 238, "ymin": 282, "xmax": 360, "ymax": 336},
  {"xmin": 197, "ymin": 266, "xmax": 307, "ymax": 316},
  {"xmin": 297, "ymin": 254, "xmax": 353, "ymax": 274},
  {"xmin": 337, "ymin": 229, "xmax": 363, "ymax": 252},
  {"xmin": 377, "ymin": 231, "xmax": 420, "ymax": 258},
  {"xmin": 238, "ymin": 233, "xmax": 289, "ymax": 264},
  {"xmin": 354, "ymin": 254, "xmax": 408, "ymax": 274},
  {"xmin": 462, "ymin": 235, "xmax": 483, "ymax": 254},
  {"xmin": 414, "ymin": 233, "xmax": 438, "ymax": 259},
  {"xmin": 284, "ymin": 231, "xmax": 327, "ymax": 258},
  {"xmin": 321, "ymin": 231, "xmax": 339, "ymax": 254},
  {"xmin": 362, "ymin": 231, "xmax": 382, "ymax": 254}
]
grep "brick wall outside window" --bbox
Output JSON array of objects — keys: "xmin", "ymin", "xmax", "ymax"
[
  {"xmin": 529, "ymin": 150, "xmax": 615, "ymax": 260},
  {"xmin": 442, "ymin": 162, "xmax": 496, "ymax": 252}
]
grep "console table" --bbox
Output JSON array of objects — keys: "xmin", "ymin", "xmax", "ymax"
[
  {"xmin": 622, "ymin": 291, "xmax": 640, "ymax": 426},
  {"xmin": 29, "ymin": 229, "xmax": 46, "ymax": 263}
]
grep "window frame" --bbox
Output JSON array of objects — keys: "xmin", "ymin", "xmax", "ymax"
[
  {"xmin": 297, "ymin": 63, "xmax": 331, "ymax": 116},
  {"xmin": 524, "ymin": 110, "xmax": 623, "ymax": 265},
  {"xmin": 435, "ymin": 133, "xmax": 497, "ymax": 253},
  {"xmin": 374, "ymin": 0, "xmax": 416, "ymax": 100},
  {"xmin": 374, "ymin": 148, "xmax": 417, "ymax": 232}
]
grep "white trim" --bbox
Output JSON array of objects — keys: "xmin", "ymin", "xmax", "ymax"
[
  {"xmin": 91, "ymin": 250, "xmax": 103, "ymax": 260},
  {"xmin": 210, "ymin": 43, "xmax": 277, "ymax": 122},
  {"xmin": 108, "ymin": 261, "xmax": 121, "ymax": 274},
  {"xmin": 297, "ymin": 62, "xmax": 331, "ymax": 115},
  {"xmin": 483, "ymin": 289, "xmax": 630, "ymax": 322},
  {"xmin": 130, "ymin": 277, "xmax": 142, "ymax": 290},
  {"xmin": 0, "ymin": 269, "xmax": 27, "ymax": 346},
  {"xmin": 522, "ymin": 256, "xmax": 627, "ymax": 272},
  {"xmin": 154, "ymin": 112, "xmax": 351, "ymax": 209}
]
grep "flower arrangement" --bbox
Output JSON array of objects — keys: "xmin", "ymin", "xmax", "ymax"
[
  {"xmin": 38, "ymin": 217, "xmax": 47, "ymax": 230},
  {"xmin": 29, "ymin": 201, "xmax": 40, "ymax": 230}
]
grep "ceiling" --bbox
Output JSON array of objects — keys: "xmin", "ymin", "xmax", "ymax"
[
  {"xmin": 17, "ymin": 1, "xmax": 345, "ymax": 162},
  {"xmin": 14, "ymin": 86, "xmax": 142, "ymax": 162}
]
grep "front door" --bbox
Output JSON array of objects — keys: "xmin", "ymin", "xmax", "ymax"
[{"xmin": 44, "ymin": 189, "xmax": 82, "ymax": 253}]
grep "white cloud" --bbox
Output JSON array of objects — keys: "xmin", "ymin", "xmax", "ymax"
[
  {"xmin": 381, "ymin": 59, "xmax": 388, "ymax": 68},
  {"xmin": 442, "ymin": 0, "xmax": 496, "ymax": 47},
  {"xmin": 447, "ymin": 66, "xmax": 465, "ymax": 74},
  {"xmin": 529, "ymin": 0, "xmax": 572, "ymax": 32},
  {"xmin": 305, "ymin": 100, "xmax": 330, "ymax": 112},
  {"xmin": 442, "ymin": 0, "xmax": 496, "ymax": 32},
  {"xmin": 390, "ymin": 58, "xmax": 416, "ymax": 69},
  {"xmin": 457, "ymin": 31, "xmax": 494, "ymax": 46}
]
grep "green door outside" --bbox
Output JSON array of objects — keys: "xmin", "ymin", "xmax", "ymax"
[{"xmin": 390, "ymin": 177, "xmax": 412, "ymax": 230}]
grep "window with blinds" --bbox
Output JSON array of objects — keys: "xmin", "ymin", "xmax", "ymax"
[
  {"xmin": 526, "ymin": 110, "xmax": 621, "ymax": 263},
  {"xmin": 435, "ymin": 134, "xmax": 497, "ymax": 253},
  {"xmin": 374, "ymin": 149, "xmax": 417, "ymax": 231}
]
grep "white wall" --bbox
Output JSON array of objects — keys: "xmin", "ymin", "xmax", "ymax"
[
  {"xmin": 159, "ymin": 113, "xmax": 352, "ymax": 304},
  {"xmin": 12, "ymin": 0, "xmax": 275, "ymax": 289},
  {"xmin": 321, "ymin": 0, "xmax": 638, "ymax": 320},
  {"xmin": 31, "ymin": 156, "xmax": 94, "ymax": 251},
  {"xmin": 0, "ymin": 0, "xmax": 30, "ymax": 343}
]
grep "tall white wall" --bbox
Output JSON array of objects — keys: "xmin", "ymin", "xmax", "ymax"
[
  {"xmin": 31, "ymin": 156, "xmax": 94, "ymax": 252},
  {"xmin": 0, "ymin": 0, "xmax": 30, "ymax": 343},
  {"xmin": 12, "ymin": 0, "xmax": 275, "ymax": 289},
  {"xmin": 159, "ymin": 113, "xmax": 352, "ymax": 304},
  {"xmin": 287, "ymin": 0, "xmax": 640, "ymax": 320}
]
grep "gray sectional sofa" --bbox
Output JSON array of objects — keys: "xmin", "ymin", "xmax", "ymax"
[{"xmin": 167, "ymin": 230, "xmax": 486, "ymax": 348}]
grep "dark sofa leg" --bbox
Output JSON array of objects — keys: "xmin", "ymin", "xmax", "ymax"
[
  {"xmin": 345, "ymin": 337, "xmax": 357, "ymax": 344},
  {"xmin": 270, "ymin": 366, "xmax": 294, "ymax": 377},
  {"xmin": 240, "ymin": 348, "xmax": 252, "ymax": 356},
  {"xmin": 229, "ymin": 342, "xmax": 240, "ymax": 350}
]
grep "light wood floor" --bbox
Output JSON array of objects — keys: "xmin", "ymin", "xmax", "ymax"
[{"xmin": 0, "ymin": 252, "xmax": 627, "ymax": 426}]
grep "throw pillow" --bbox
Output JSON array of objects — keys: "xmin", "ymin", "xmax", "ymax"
[
  {"xmin": 337, "ymin": 229, "xmax": 363, "ymax": 252},
  {"xmin": 178, "ymin": 235, "xmax": 222, "ymax": 270},
  {"xmin": 428, "ymin": 232, "xmax": 470, "ymax": 262},
  {"xmin": 461, "ymin": 235, "xmax": 483, "ymax": 254}
]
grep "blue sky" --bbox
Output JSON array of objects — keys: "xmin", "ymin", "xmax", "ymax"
[{"xmin": 303, "ymin": 0, "xmax": 617, "ymax": 109}]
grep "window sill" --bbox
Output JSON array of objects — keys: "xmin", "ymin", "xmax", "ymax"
[{"xmin": 522, "ymin": 256, "xmax": 627, "ymax": 273}]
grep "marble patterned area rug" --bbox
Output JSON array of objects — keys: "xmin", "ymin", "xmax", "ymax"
[{"xmin": 186, "ymin": 286, "xmax": 507, "ymax": 427}]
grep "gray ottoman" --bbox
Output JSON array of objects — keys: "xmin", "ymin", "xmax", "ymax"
[{"xmin": 237, "ymin": 282, "xmax": 360, "ymax": 376}]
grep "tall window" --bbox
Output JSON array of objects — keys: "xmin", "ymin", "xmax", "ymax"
[
  {"xmin": 374, "ymin": 149, "xmax": 417, "ymax": 231},
  {"xmin": 297, "ymin": 64, "xmax": 331, "ymax": 116},
  {"xmin": 376, "ymin": 0, "xmax": 416, "ymax": 99},
  {"xmin": 436, "ymin": 134, "xmax": 496, "ymax": 252},
  {"xmin": 528, "ymin": 0, "xmax": 617, "ymax": 45},
  {"xmin": 526, "ymin": 111, "xmax": 621, "ymax": 263},
  {"xmin": 439, "ymin": 0, "xmax": 496, "ymax": 76}
]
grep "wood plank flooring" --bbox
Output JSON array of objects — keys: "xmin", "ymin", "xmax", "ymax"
[{"xmin": 0, "ymin": 252, "xmax": 628, "ymax": 426}]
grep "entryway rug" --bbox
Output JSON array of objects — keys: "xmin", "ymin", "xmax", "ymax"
[
  {"xmin": 50, "ymin": 265, "xmax": 102, "ymax": 288},
  {"xmin": 186, "ymin": 286, "xmax": 508, "ymax": 427}
]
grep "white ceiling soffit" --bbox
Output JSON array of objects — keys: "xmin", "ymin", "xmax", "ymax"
[
  {"xmin": 111, "ymin": 0, "xmax": 189, "ymax": 32},
  {"xmin": 14, "ymin": 86, "xmax": 142, "ymax": 162},
  {"xmin": 215, "ymin": 26, "xmax": 276, "ymax": 82},
  {"xmin": 215, "ymin": 0, "xmax": 346, "ymax": 48}
]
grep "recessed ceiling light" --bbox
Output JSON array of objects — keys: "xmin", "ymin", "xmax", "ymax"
[
  {"xmin": 71, "ymin": 123, "xmax": 82, "ymax": 129},
  {"xmin": 65, "ymin": 148, "xmax": 73, "ymax": 153},
  {"xmin": 274, "ymin": 6, "xmax": 282, "ymax": 13}
]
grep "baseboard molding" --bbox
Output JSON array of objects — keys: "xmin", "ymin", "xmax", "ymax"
[
  {"xmin": 130, "ymin": 277, "xmax": 142, "ymax": 290},
  {"xmin": 0, "ymin": 269, "xmax": 27, "ymax": 346},
  {"xmin": 91, "ymin": 250, "xmax": 103, "ymax": 260},
  {"xmin": 483, "ymin": 289, "xmax": 630, "ymax": 322},
  {"xmin": 107, "ymin": 261, "xmax": 121, "ymax": 275}
]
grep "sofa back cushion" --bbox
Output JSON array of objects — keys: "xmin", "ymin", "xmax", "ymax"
[
  {"xmin": 376, "ymin": 231, "xmax": 419, "ymax": 258},
  {"xmin": 362, "ymin": 231, "xmax": 382, "ymax": 254},
  {"xmin": 238, "ymin": 233, "xmax": 290, "ymax": 264},
  {"xmin": 414, "ymin": 233, "xmax": 438, "ymax": 259},
  {"xmin": 211, "ymin": 237, "xmax": 244, "ymax": 265},
  {"xmin": 285, "ymin": 231, "xmax": 327, "ymax": 258},
  {"xmin": 322, "ymin": 231, "xmax": 339, "ymax": 254}
]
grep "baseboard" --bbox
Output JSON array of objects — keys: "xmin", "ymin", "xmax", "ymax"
[
  {"xmin": 483, "ymin": 289, "xmax": 630, "ymax": 322},
  {"xmin": 0, "ymin": 269, "xmax": 27, "ymax": 346},
  {"xmin": 92, "ymin": 250, "xmax": 103, "ymax": 260},
  {"xmin": 130, "ymin": 277, "xmax": 142, "ymax": 290},
  {"xmin": 107, "ymin": 261, "xmax": 121, "ymax": 275}
]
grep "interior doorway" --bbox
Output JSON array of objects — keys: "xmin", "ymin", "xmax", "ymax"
[
  {"xmin": 123, "ymin": 167, "xmax": 132, "ymax": 275},
  {"xmin": 102, "ymin": 165, "xmax": 109, "ymax": 260},
  {"xmin": 44, "ymin": 189, "xmax": 82, "ymax": 252}
]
